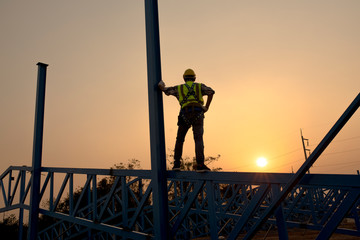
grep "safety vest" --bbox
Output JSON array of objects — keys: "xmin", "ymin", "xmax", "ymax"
[{"xmin": 178, "ymin": 81, "xmax": 204, "ymax": 108}]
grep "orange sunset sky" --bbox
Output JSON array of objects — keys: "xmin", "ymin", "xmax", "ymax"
[{"xmin": 1, "ymin": 1, "xmax": 359, "ymax": 174}]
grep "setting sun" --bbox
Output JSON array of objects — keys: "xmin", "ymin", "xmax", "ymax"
[{"xmin": 256, "ymin": 157, "xmax": 268, "ymax": 167}]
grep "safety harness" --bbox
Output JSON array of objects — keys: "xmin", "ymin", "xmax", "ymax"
[
  {"xmin": 180, "ymin": 83, "xmax": 200, "ymax": 106},
  {"xmin": 179, "ymin": 82, "xmax": 204, "ymax": 126}
]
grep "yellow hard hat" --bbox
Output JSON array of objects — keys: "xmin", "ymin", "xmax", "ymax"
[{"xmin": 183, "ymin": 69, "xmax": 196, "ymax": 78}]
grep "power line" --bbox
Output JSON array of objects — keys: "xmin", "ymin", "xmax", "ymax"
[
  {"xmin": 334, "ymin": 135, "xmax": 360, "ymax": 143},
  {"xmin": 313, "ymin": 159, "xmax": 360, "ymax": 169},
  {"xmin": 308, "ymin": 135, "xmax": 360, "ymax": 148},
  {"xmin": 268, "ymin": 148, "xmax": 302, "ymax": 161},
  {"xmin": 322, "ymin": 147, "xmax": 360, "ymax": 156}
]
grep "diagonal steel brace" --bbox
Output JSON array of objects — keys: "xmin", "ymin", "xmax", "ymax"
[{"xmin": 244, "ymin": 93, "xmax": 360, "ymax": 240}]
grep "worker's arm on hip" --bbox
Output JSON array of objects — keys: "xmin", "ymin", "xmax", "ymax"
[{"xmin": 202, "ymin": 93, "xmax": 214, "ymax": 112}]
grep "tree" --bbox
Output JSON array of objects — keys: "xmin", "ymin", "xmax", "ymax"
[
  {"xmin": 167, "ymin": 150, "xmax": 222, "ymax": 171},
  {"xmin": 0, "ymin": 214, "xmax": 27, "ymax": 240}
]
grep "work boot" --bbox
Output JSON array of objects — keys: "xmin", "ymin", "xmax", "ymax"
[
  {"xmin": 172, "ymin": 161, "xmax": 181, "ymax": 171},
  {"xmin": 196, "ymin": 164, "xmax": 210, "ymax": 173}
]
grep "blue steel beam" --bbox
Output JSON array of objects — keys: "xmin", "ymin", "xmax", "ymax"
[
  {"xmin": 9, "ymin": 171, "xmax": 21, "ymax": 206},
  {"xmin": 353, "ymin": 204, "xmax": 360, "ymax": 231},
  {"xmin": 144, "ymin": 0, "xmax": 169, "ymax": 239},
  {"xmin": 228, "ymin": 184, "xmax": 270, "ymax": 240},
  {"xmin": 97, "ymin": 176, "xmax": 121, "ymax": 220},
  {"xmin": 69, "ymin": 173, "xmax": 74, "ymax": 215},
  {"xmin": 52, "ymin": 173, "xmax": 70, "ymax": 211},
  {"xmin": 244, "ymin": 93, "xmax": 360, "ymax": 240},
  {"xmin": 39, "ymin": 172, "xmax": 51, "ymax": 200},
  {"xmin": 170, "ymin": 181, "xmax": 205, "ymax": 238},
  {"xmin": 121, "ymin": 176, "xmax": 128, "ymax": 227},
  {"xmin": 92, "ymin": 174, "xmax": 97, "ymax": 221},
  {"xmin": 28, "ymin": 62, "xmax": 48, "ymax": 240},
  {"xmin": 128, "ymin": 181, "xmax": 153, "ymax": 229},
  {"xmin": 39, "ymin": 209, "xmax": 151, "ymax": 240},
  {"xmin": 317, "ymin": 190, "xmax": 360, "ymax": 239},
  {"xmin": 0, "ymin": 179, "xmax": 7, "ymax": 206},
  {"xmin": 206, "ymin": 180, "xmax": 218, "ymax": 239},
  {"xmin": 18, "ymin": 170, "xmax": 26, "ymax": 240},
  {"xmin": 7, "ymin": 170, "xmax": 12, "ymax": 205},
  {"xmin": 272, "ymin": 184, "xmax": 288, "ymax": 240}
]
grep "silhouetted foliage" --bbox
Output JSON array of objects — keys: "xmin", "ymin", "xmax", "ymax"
[{"xmin": 0, "ymin": 214, "xmax": 27, "ymax": 240}]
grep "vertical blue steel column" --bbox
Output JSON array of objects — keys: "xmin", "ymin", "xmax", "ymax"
[
  {"xmin": 92, "ymin": 175, "xmax": 97, "ymax": 222},
  {"xmin": 272, "ymin": 184, "xmax": 288, "ymax": 240},
  {"xmin": 144, "ymin": 0, "xmax": 169, "ymax": 239},
  {"xmin": 206, "ymin": 181, "xmax": 218, "ymax": 239},
  {"xmin": 28, "ymin": 62, "xmax": 48, "ymax": 240},
  {"xmin": 87, "ymin": 175, "xmax": 92, "ymax": 239},
  {"xmin": 18, "ymin": 170, "xmax": 26, "ymax": 240},
  {"xmin": 8, "ymin": 171, "xmax": 12, "ymax": 205}
]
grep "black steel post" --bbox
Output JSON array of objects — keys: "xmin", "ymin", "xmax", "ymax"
[
  {"xmin": 144, "ymin": 0, "xmax": 169, "ymax": 239},
  {"xmin": 28, "ymin": 62, "xmax": 48, "ymax": 240}
]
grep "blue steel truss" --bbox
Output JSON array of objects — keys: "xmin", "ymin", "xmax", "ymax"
[{"xmin": 1, "ymin": 166, "xmax": 360, "ymax": 239}]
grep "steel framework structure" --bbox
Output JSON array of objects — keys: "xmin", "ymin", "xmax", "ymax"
[{"xmin": 1, "ymin": 166, "xmax": 360, "ymax": 239}]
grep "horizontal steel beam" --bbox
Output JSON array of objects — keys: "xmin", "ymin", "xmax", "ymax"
[
  {"xmin": 39, "ymin": 209, "xmax": 151, "ymax": 240},
  {"xmin": 3, "ymin": 166, "xmax": 360, "ymax": 186}
]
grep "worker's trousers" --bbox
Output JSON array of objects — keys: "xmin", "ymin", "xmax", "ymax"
[{"xmin": 174, "ymin": 110, "xmax": 205, "ymax": 165}]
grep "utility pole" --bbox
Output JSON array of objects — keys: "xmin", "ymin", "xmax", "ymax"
[{"xmin": 300, "ymin": 129, "xmax": 311, "ymax": 174}]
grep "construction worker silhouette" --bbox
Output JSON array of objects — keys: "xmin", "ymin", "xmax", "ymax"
[{"xmin": 158, "ymin": 69, "xmax": 215, "ymax": 172}]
